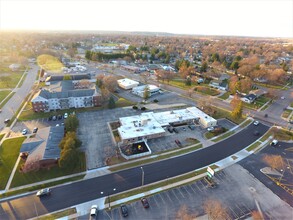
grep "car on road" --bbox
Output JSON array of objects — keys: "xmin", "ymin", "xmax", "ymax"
[
  {"xmin": 4, "ymin": 118, "xmax": 10, "ymax": 123},
  {"xmin": 22, "ymin": 129, "xmax": 28, "ymax": 135},
  {"xmin": 270, "ymin": 139, "xmax": 279, "ymax": 146},
  {"xmin": 207, "ymin": 127, "xmax": 214, "ymax": 132},
  {"xmin": 175, "ymin": 139, "xmax": 182, "ymax": 147},
  {"xmin": 89, "ymin": 205, "xmax": 98, "ymax": 220},
  {"xmin": 253, "ymin": 130, "xmax": 260, "ymax": 136},
  {"xmin": 64, "ymin": 113, "xmax": 68, "ymax": 119},
  {"xmin": 120, "ymin": 204, "xmax": 128, "ymax": 217},
  {"xmin": 141, "ymin": 197, "xmax": 150, "ymax": 208},
  {"xmin": 281, "ymin": 96, "xmax": 285, "ymax": 100},
  {"xmin": 36, "ymin": 188, "xmax": 51, "ymax": 197},
  {"xmin": 33, "ymin": 127, "xmax": 38, "ymax": 133},
  {"xmin": 253, "ymin": 121, "xmax": 259, "ymax": 126}
]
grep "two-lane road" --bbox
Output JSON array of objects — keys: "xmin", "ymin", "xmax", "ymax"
[{"xmin": 0, "ymin": 123, "xmax": 269, "ymax": 220}]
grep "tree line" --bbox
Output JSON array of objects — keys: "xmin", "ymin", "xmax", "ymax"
[{"xmin": 85, "ymin": 50, "xmax": 134, "ymax": 61}]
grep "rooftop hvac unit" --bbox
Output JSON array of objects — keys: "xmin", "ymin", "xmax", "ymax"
[{"xmin": 141, "ymin": 119, "xmax": 148, "ymax": 126}]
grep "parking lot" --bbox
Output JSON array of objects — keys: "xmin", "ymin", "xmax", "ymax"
[{"xmin": 79, "ymin": 163, "xmax": 292, "ymax": 219}]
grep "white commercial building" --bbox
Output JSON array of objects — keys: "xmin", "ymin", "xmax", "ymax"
[
  {"xmin": 117, "ymin": 78, "xmax": 139, "ymax": 90},
  {"xmin": 118, "ymin": 107, "xmax": 217, "ymax": 144},
  {"xmin": 132, "ymin": 85, "xmax": 160, "ymax": 97}
]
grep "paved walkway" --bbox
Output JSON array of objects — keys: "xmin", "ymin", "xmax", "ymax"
[{"xmin": 5, "ymin": 155, "xmax": 21, "ymax": 191}]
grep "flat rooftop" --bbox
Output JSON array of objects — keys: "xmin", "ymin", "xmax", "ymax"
[
  {"xmin": 117, "ymin": 78, "xmax": 139, "ymax": 87},
  {"xmin": 186, "ymin": 107, "xmax": 217, "ymax": 123}
]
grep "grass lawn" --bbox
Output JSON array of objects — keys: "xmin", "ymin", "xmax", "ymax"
[
  {"xmin": 211, "ymin": 107, "xmax": 245, "ymax": 124},
  {"xmin": 0, "ymin": 133, "xmax": 5, "ymax": 141},
  {"xmin": 116, "ymin": 98, "xmax": 135, "ymax": 108},
  {"xmin": 0, "ymin": 90, "xmax": 11, "ymax": 103},
  {"xmin": 11, "ymin": 152, "xmax": 86, "ymax": 188},
  {"xmin": 0, "ymin": 92, "xmax": 15, "ymax": 109},
  {"xmin": 38, "ymin": 208, "xmax": 77, "ymax": 220},
  {"xmin": 246, "ymin": 141, "xmax": 262, "ymax": 152},
  {"xmin": 243, "ymin": 96, "xmax": 270, "ymax": 110},
  {"xmin": 168, "ymin": 78, "xmax": 196, "ymax": 90},
  {"xmin": 254, "ymin": 82, "xmax": 288, "ymax": 90},
  {"xmin": 17, "ymin": 73, "xmax": 27, "ymax": 88},
  {"xmin": 211, "ymin": 131, "xmax": 235, "ymax": 142},
  {"xmin": 290, "ymin": 102, "xmax": 293, "ymax": 108},
  {"xmin": 282, "ymin": 109, "xmax": 292, "ymax": 118},
  {"xmin": 194, "ymin": 86, "xmax": 220, "ymax": 96},
  {"xmin": 218, "ymin": 92, "xmax": 230, "ymax": 100},
  {"xmin": 0, "ymin": 72, "xmax": 23, "ymax": 89},
  {"xmin": 0, "ymin": 136, "xmax": 26, "ymax": 190}
]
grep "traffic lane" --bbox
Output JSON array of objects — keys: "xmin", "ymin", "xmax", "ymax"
[
  {"xmin": 142, "ymin": 123, "xmax": 269, "ymax": 183},
  {"xmin": 1, "ymin": 123, "xmax": 269, "ymax": 218},
  {"xmin": 42, "ymin": 123, "xmax": 268, "ymax": 210},
  {"xmin": 239, "ymin": 142, "xmax": 293, "ymax": 207}
]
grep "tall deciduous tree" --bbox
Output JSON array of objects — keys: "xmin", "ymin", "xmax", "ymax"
[
  {"xmin": 231, "ymin": 95, "xmax": 243, "ymax": 119},
  {"xmin": 143, "ymin": 86, "xmax": 150, "ymax": 100},
  {"xmin": 176, "ymin": 204, "xmax": 196, "ymax": 220},
  {"xmin": 108, "ymin": 96, "xmax": 116, "ymax": 109},
  {"xmin": 203, "ymin": 199, "xmax": 229, "ymax": 220},
  {"xmin": 65, "ymin": 115, "xmax": 79, "ymax": 132}
]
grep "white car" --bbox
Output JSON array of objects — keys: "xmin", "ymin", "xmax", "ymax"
[
  {"xmin": 22, "ymin": 129, "xmax": 28, "ymax": 135},
  {"xmin": 89, "ymin": 205, "xmax": 98, "ymax": 220},
  {"xmin": 253, "ymin": 121, "xmax": 259, "ymax": 126},
  {"xmin": 270, "ymin": 139, "xmax": 278, "ymax": 146},
  {"xmin": 36, "ymin": 188, "xmax": 51, "ymax": 197},
  {"xmin": 281, "ymin": 96, "xmax": 285, "ymax": 100},
  {"xmin": 64, "ymin": 113, "xmax": 68, "ymax": 119},
  {"xmin": 207, "ymin": 127, "xmax": 214, "ymax": 132}
]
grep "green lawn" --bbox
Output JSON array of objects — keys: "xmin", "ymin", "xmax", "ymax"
[
  {"xmin": 0, "ymin": 133, "xmax": 5, "ymax": 142},
  {"xmin": 211, "ymin": 131, "xmax": 235, "ymax": 142},
  {"xmin": 168, "ymin": 79, "xmax": 196, "ymax": 90},
  {"xmin": 218, "ymin": 92, "xmax": 230, "ymax": 100},
  {"xmin": 246, "ymin": 141, "xmax": 262, "ymax": 152},
  {"xmin": 0, "ymin": 72, "xmax": 23, "ymax": 89},
  {"xmin": 116, "ymin": 98, "xmax": 135, "ymax": 108},
  {"xmin": 290, "ymin": 102, "xmax": 293, "ymax": 108},
  {"xmin": 17, "ymin": 73, "xmax": 27, "ymax": 88},
  {"xmin": 0, "ymin": 136, "xmax": 26, "ymax": 190},
  {"xmin": 194, "ymin": 86, "xmax": 220, "ymax": 96},
  {"xmin": 11, "ymin": 152, "xmax": 86, "ymax": 188},
  {"xmin": 254, "ymin": 82, "xmax": 288, "ymax": 90},
  {"xmin": 211, "ymin": 107, "xmax": 245, "ymax": 124},
  {"xmin": 282, "ymin": 109, "xmax": 292, "ymax": 118},
  {"xmin": 0, "ymin": 92, "xmax": 15, "ymax": 109},
  {"xmin": 243, "ymin": 96, "xmax": 270, "ymax": 110},
  {"xmin": 38, "ymin": 208, "xmax": 77, "ymax": 220},
  {"xmin": 0, "ymin": 90, "xmax": 11, "ymax": 103}
]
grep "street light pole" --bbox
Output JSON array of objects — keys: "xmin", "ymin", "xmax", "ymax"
[{"xmin": 141, "ymin": 167, "xmax": 144, "ymax": 187}]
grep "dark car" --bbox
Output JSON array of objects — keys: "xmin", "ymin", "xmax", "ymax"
[
  {"xmin": 253, "ymin": 130, "xmax": 260, "ymax": 136},
  {"xmin": 57, "ymin": 115, "xmax": 63, "ymax": 120},
  {"xmin": 173, "ymin": 127, "xmax": 179, "ymax": 133},
  {"xmin": 48, "ymin": 116, "xmax": 53, "ymax": 121},
  {"xmin": 188, "ymin": 125, "xmax": 195, "ymax": 130},
  {"xmin": 33, "ymin": 127, "xmax": 38, "ymax": 133},
  {"xmin": 141, "ymin": 197, "xmax": 150, "ymax": 208},
  {"xmin": 4, "ymin": 118, "xmax": 10, "ymax": 123},
  {"xmin": 120, "ymin": 204, "xmax": 128, "ymax": 217},
  {"xmin": 167, "ymin": 126, "xmax": 174, "ymax": 133},
  {"xmin": 175, "ymin": 139, "xmax": 182, "ymax": 147}
]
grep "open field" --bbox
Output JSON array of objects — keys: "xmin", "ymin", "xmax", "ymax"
[{"xmin": 0, "ymin": 90, "xmax": 11, "ymax": 103}]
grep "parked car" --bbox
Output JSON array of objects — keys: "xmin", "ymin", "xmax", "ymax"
[
  {"xmin": 48, "ymin": 116, "xmax": 53, "ymax": 121},
  {"xmin": 89, "ymin": 205, "xmax": 98, "ymax": 220},
  {"xmin": 167, "ymin": 126, "xmax": 174, "ymax": 133},
  {"xmin": 57, "ymin": 115, "xmax": 63, "ymax": 120},
  {"xmin": 120, "ymin": 204, "xmax": 128, "ymax": 217},
  {"xmin": 207, "ymin": 127, "xmax": 214, "ymax": 132},
  {"xmin": 22, "ymin": 129, "xmax": 28, "ymax": 135},
  {"xmin": 4, "ymin": 118, "xmax": 10, "ymax": 123},
  {"xmin": 33, "ymin": 127, "xmax": 38, "ymax": 133},
  {"xmin": 52, "ymin": 115, "xmax": 57, "ymax": 121},
  {"xmin": 36, "ymin": 188, "xmax": 51, "ymax": 197},
  {"xmin": 182, "ymin": 127, "xmax": 186, "ymax": 131},
  {"xmin": 281, "ymin": 96, "xmax": 285, "ymax": 100},
  {"xmin": 270, "ymin": 139, "xmax": 279, "ymax": 146},
  {"xmin": 175, "ymin": 139, "xmax": 182, "ymax": 147},
  {"xmin": 188, "ymin": 125, "xmax": 195, "ymax": 130},
  {"xmin": 56, "ymin": 124, "xmax": 60, "ymax": 127},
  {"xmin": 253, "ymin": 121, "xmax": 259, "ymax": 126},
  {"xmin": 64, "ymin": 113, "xmax": 68, "ymax": 119},
  {"xmin": 141, "ymin": 197, "xmax": 150, "ymax": 208},
  {"xmin": 253, "ymin": 130, "xmax": 260, "ymax": 136},
  {"xmin": 173, "ymin": 127, "xmax": 179, "ymax": 133}
]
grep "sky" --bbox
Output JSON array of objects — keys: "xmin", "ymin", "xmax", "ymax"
[{"xmin": 0, "ymin": 0, "xmax": 292, "ymax": 38}]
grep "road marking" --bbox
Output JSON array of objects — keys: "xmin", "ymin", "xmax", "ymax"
[
  {"xmin": 188, "ymin": 184, "xmax": 198, "ymax": 194},
  {"xmin": 176, "ymin": 187, "xmax": 186, "ymax": 198},
  {"xmin": 194, "ymin": 182, "xmax": 203, "ymax": 192},
  {"xmin": 151, "ymin": 196, "xmax": 160, "ymax": 207},
  {"xmin": 170, "ymin": 189, "xmax": 181, "ymax": 201},
  {"xmin": 235, "ymin": 204, "xmax": 246, "ymax": 216},
  {"xmin": 229, "ymin": 206, "xmax": 239, "ymax": 219},
  {"xmin": 157, "ymin": 193, "xmax": 166, "ymax": 204},
  {"xmin": 198, "ymin": 179, "xmax": 207, "ymax": 190},
  {"xmin": 181, "ymin": 185, "xmax": 191, "ymax": 197},
  {"xmin": 164, "ymin": 191, "xmax": 173, "ymax": 202}
]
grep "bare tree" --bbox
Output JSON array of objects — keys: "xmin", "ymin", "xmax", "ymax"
[
  {"xmin": 176, "ymin": 204, "xmax": 196, "ymax": 220},
  {"xmin": 262, "ymin": 154, "xmax": 284, "ymax": 171},
  {"xmin": 103, "ymin": 75, "xmax": 118, "ymax": 92},
  {"xmin": 203, "ymin": 199, "xmax": 229, "ymax": 220},
  {"xmin": 186, "ymin": 88, "xmax": 194, "ymax": 98},
  {"xmin": 251, "ymin": 210, "xmax": 264, "ymax": 220},
  {"xmin": 140, "ymin": 72, "xmax": 149, "ymax": 84}
]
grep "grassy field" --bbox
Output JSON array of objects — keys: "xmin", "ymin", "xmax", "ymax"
[
  {"xmin": 194, "ymin": 86, "xmax": 220, "ymax": 96},
  {"xmin": 168, "ymin": 78, "xmax": 197, "ymax": 90},
  {"xmin": 246, "ymin": 141, "xmax": 262, "ymax": 152},
  {"xmin": 0, "ymin": 133, "xmax": 5, "ymax": 142},
  {"xmin": 218, "ymin": 92, "xmax": 230, "ymax": 100},
  {"xmin": 11, "ymin": 152, "xmax": 86, "ymax": 188},
  {"xmin": 0, "ymin": 90, "xmax": 11, "ymax": 103},
  {"xmin": 254, "ymin": 82, "xmax": 288, "ymax": 90},
  {"xmin": 17, "ymin": 73, "xmax": 27, "ymax": 88},
  {"xmin": 239, "ymin": 119, "xmax": 253, "ymax": 128},
  {"xmin": 290, "ymin": 102, "xmax": 293, "ymax": 108},
  {"xmin": 116, "ymin": 98, "xmax": 135, "ymax": 108},
  {"xmin": 211, "ymin": 131, "xmax": 235, "ymax": 142},
  {"xmin": 243, "ymin": 96, "xmax": 270, "ymax": 110},
  {"xmin": 282, "ymin": 109, "xmax": 292, "ymax": 118},
  {"xmin": 0, "ymin": 136, "xmax": 26, "ymax": 190},
  {"xmin": 211, "ymin": 107, "xmax": 245, "ymax": 124},
  {"xmin": 0, "ymin": 72, "xmax": 23, "ymax": 89}
]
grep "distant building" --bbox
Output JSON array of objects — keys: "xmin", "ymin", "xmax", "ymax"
[
  {"xmin": 20, "ymin": 126, "xmax": 64, "ymax": 171},
  {"xmin": 132, "ymin": 85, "xmax": 160, "ymax": 97},
  {"xmin": 117, "ymin": 78, "xmax": 139, "ymax": 90},
  {"xmin": 209, "ymin": 80, "xmax": 228, "ymax": 91},
  {"xmin": 31, "ymin": 80, "xmax": 102, "ymax": 112},
  {"xmin": 45, "ymin": 74, "xmax": 91, "ymax": 85},
  {"xmin": 9, "ymin": 63, "xmax": 21, "ymax": 71},
  {"xmin": 241, "ymin": 94, "xmax": 257, "ymax": 104}
]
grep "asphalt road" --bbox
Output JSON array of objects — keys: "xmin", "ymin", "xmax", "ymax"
[
  {"xmin": 0, "ymin": 64, "xmax": 39, "ymax": 131},
  {"xmin": 0, "ymin": 123, "xmax": 269, "ymax": 220}
]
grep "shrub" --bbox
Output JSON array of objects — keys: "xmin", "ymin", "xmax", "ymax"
[
  {"xmin": 141, "ymin": 107, "xmax": 146, "ymax": 111},
  {"xmin": 153, "ymin": 99, "xmax": 159, "ymax": 103},
  {"xmin": 132, "ymin": 105, "xmax": 138, "ymax": 110}
]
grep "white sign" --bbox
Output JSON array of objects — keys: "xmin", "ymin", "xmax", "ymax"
[{"xmin": 207, "ymin": 166, "xmax": 215, "ymax": 176}]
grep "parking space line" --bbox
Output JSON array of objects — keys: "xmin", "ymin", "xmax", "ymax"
[
  {"xmin": 240, "ymin": 202, "xmax": 252, "ymax": 213},
  {"xmin": 164, "ymin": 191, "xmax": 173, "ymax": 202},
  {"xmin": 182, "ymin": 185, "xmax": 193, "ymax": 197},
  {"xmin": 151, "ymin": 196, "xmax": 160, "ymax": 207},
  {"xmin": 194, "ymin": 182, "xmax": 203, "ymax": 192},
  {"xmin": 159, "ymin": 193, "xmax": 169, "ymax": 203},
  {"xmin": 157, "ymin": 193, "xmax": 166, "ymax": 204},
  {"xmin": 235, "ymin": 203, "xmax": 246, "ymax": 216},
  {"xmin": 229, "ymin": 206, "xmax": 239, "ymax": 219},
  {"xmin": 176, "ymin": 187, "xmax": 186, "ymax": 198},
  {"xmin": 198, "ymin": 179, "xmax": 207, "ymax": 190},
  {"xmin": 188, "ymin": 184, "xmax": 198, "ymax": 194},
  {"xmin": 170, "ymin": 189, "xmax": 181, "ymax": 201}
]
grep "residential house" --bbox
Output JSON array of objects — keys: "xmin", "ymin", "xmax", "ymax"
[
  {"xmin": 241, "ymin": 94, "xmax": 257, "ymax": 104},
  {"xmin": 209, "ymin": 79, "xmax": 228, "ymax": 91}
]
